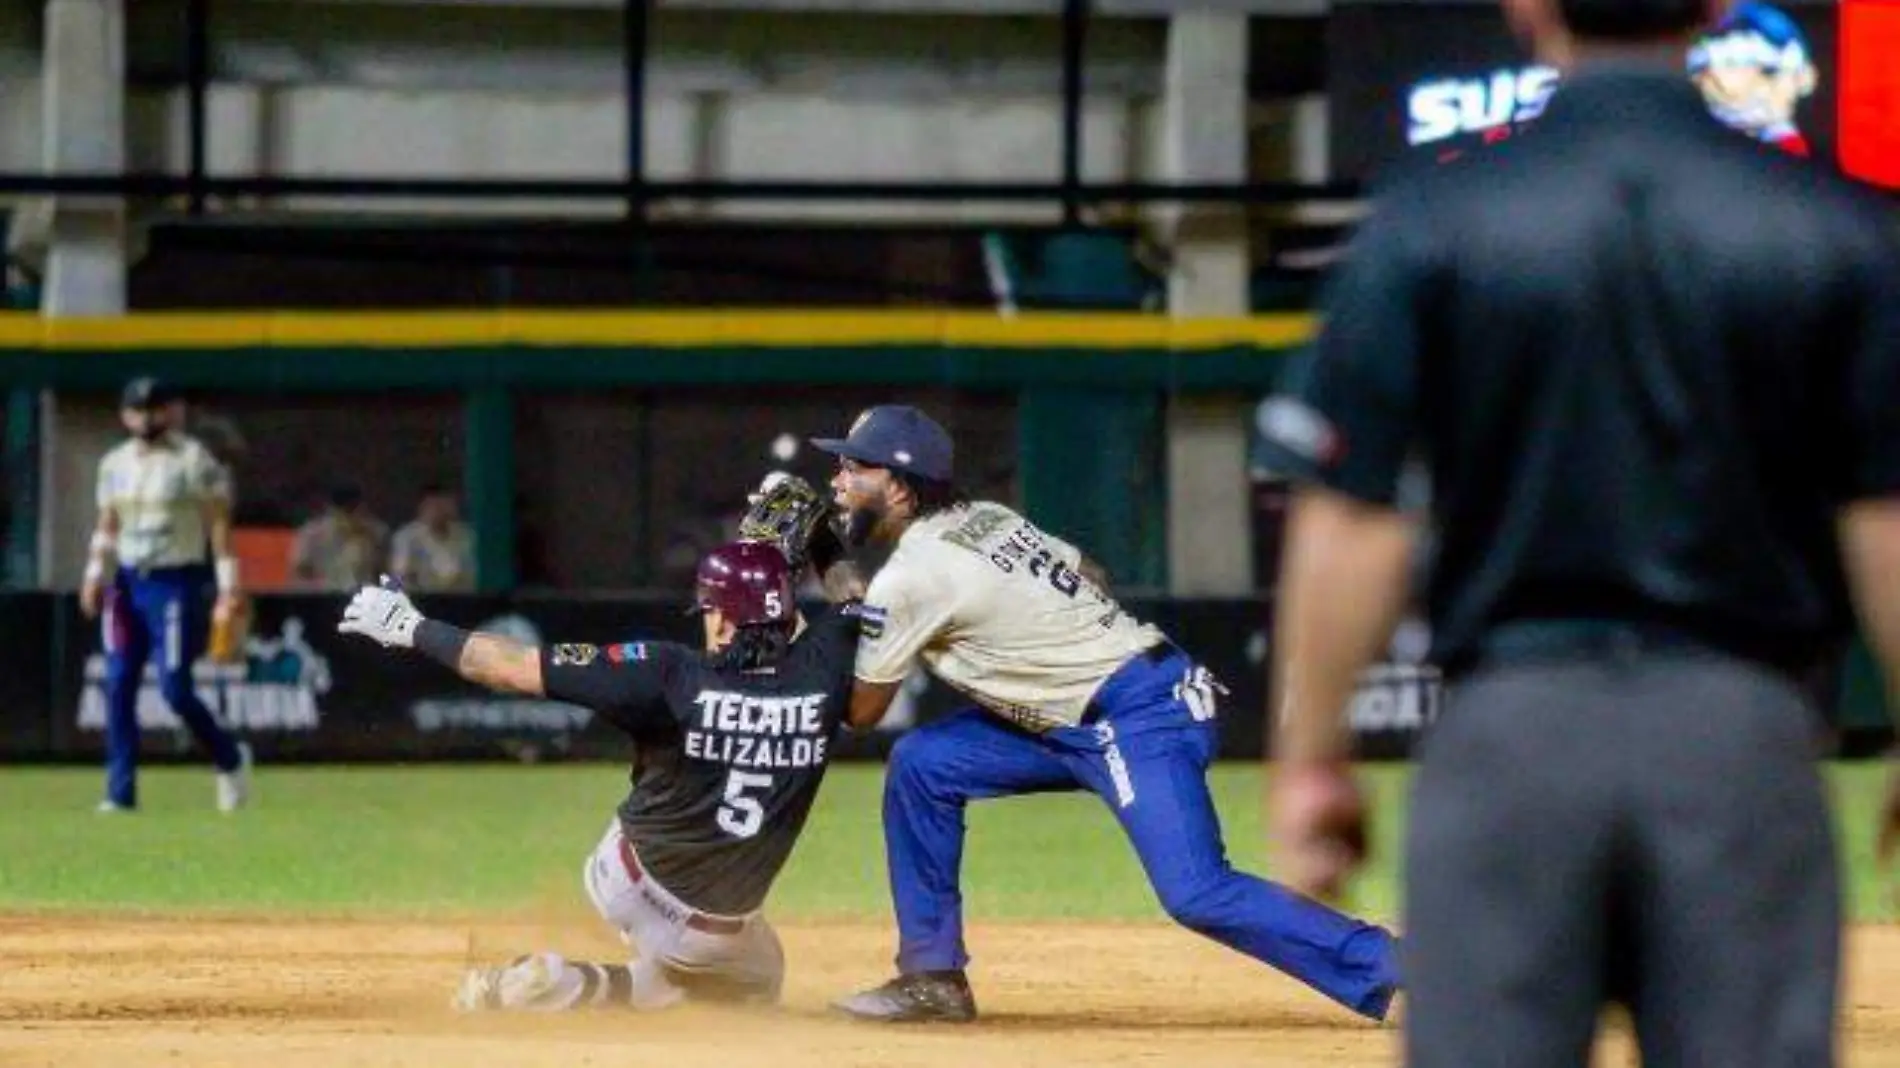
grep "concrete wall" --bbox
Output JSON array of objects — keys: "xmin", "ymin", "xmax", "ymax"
[
  {"xmin": 1, "ymin": 2, "xmax": 1333, "ymax": 223},
  {"xmin": 41, "ymin": 395, "xmax": 113, "ymax": 589},
  {"xmin": 18, "ymin": 1, "xmax": 1282, "ymax": 594},
  {"xmin": 81, "ymin": 3, "xmax": 1178, "ymax": 221},
  {"xmin": 0, "ymin": 2, "xmax": 43, "ymax": 194},
  {"xmin": 120, "ymin": 86, "xmax": 1161, "ymax": 221}
]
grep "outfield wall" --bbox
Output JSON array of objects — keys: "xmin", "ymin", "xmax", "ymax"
[
  {"xmin": 0, "ymin": 591, "xmax": 1448, "ymax": 765},
  {"xmin": 0, "ymin": 309, "xmax": 1885, "ymax": 756},
  {"xmin": 3, "ymin": 309, "xmax": 1309, "ymax": 597},
  {"xmin": 0, "ymin": 591, "xmax": 1878, "ymax": 765},
  {"xmin": 0, "ymin": 310, "xmax": 1314, "ymax": 390}
]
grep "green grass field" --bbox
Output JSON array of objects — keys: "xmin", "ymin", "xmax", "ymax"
[{"xmin": 2, "ymin": 762, "xmax": 1894, "ymax": 925}]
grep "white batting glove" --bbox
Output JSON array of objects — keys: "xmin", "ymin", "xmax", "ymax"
[{"xmin": 337, "ymin": 578, "xmax": 423, "ymax": 649}]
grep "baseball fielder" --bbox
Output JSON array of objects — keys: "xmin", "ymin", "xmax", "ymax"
[
  {"xmin": 82, "ymin": 376, "xmax": 252, "ymax": 813},
  {"xmin": 340, "ymin": 481, "xmax": 859, "ymax": 1012},
  {"xmin": 813, "ymin": 405, "xmax": 1400, "ymax": 1024}
]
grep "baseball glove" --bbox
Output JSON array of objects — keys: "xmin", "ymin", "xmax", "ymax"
[
  {"xmin": 738, "ymin": 472, "xmax": 838, "ymax": 575},
  {"xmin": 208, "ymin": 596, "xmax": 253, "ymax": 664}
]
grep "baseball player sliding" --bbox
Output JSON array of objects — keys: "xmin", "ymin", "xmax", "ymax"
[
  {"xmin": 339, "ymin": 479, "xmax": 861, "ymax": 1012},
  {"xmin": 815, "ymin": 405, "xmax": 1400, "ymax": 1024}
]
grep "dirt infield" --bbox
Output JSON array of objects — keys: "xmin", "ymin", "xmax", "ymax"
[{"xmin": 5, "ymin": 915, "xmax": 1900, "ymax": 1068}]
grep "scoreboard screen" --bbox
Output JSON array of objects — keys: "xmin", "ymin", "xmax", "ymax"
[{"xmin": 1327, "ymin": 0, "xmax": 1899, "ymax": 189}]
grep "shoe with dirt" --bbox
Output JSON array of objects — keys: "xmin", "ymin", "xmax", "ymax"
[
  {"xmin": 452, "ymin": 953, "xmax": 565, "ymax": 1013},
  {"xmin": 831, "ymin": 970, "xmax": 977, "ymax": 1023}
]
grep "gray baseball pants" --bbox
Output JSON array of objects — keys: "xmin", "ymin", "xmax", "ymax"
[{"xmin": 1402, "ymin": 651, "xmax": 1841, "ymax": 1067}]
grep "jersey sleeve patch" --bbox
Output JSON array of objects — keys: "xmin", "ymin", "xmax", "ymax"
[
  {"xmin": 607, "ymin": 642, "xmax": 649, "ymax": 663},
  {"xmin": 551, "ymin": 643, "xmax": 601, "ymax": 666}
]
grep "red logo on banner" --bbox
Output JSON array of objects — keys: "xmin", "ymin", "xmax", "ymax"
[{"xmin": 1840, "ymin": 0, "xmax": 1900, "ymax": 188}]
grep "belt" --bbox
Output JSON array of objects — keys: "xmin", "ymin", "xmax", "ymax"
[
  {"xmin": 615, "ymin": 834, "xmax": 746, "ymax": 936},
  {"xmin": 1456, "ymin": 620, "xmax": 1804, "ymax": 681},
  {"xmin": 121, "ymin": 561, "xmax": 207, "ymax": 578}
]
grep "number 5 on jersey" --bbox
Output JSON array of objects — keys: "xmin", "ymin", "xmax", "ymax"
[{"xmin": 717, "ymin": 770, "xmax": 774, "ymax": 838}]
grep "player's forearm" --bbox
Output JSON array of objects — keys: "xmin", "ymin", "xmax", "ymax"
[
  {"xmin": 205, "ymin": 507, "xmax": 233, "ymax": 559},
  {"xmin": 1269, "ymin": 487, "xmax": 1416, "ymax": 766},
  {"xmin": 412, "ymin": 620, "xmax": 546, "ymax": 696},
  {"xmin": 82, "ymin": 513, "xmax": 118, "ymax": 586},
  {"xmin": 204, "ymin": 503, "xmax": 239, "ymax": 594},
  {"xmin": 1840, "ymin": 500, "xmax": 1900, "ymax": 717},
  {"xmin": 847, "ymin": 679, "xmax": 901, "ymax": 730},
  {"xmin": 459, "ymin": 634, "xmax": 547, "ymax": 695},
  {"xmin": 408, "ymin": 619, "xmax": 543, "ymax": 695}
]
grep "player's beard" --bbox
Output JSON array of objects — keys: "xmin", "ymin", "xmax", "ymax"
[
  {"xmin": 842, "ymin": 500, "xmax": 886, "ymax": 547},
  {"xmin": 133, "ymin": 415, "xmax": 169, "ymax": 442}
]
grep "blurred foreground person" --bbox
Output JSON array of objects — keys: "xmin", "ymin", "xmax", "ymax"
[{"xmin": 1261, "ymin": 0, "xmax": 1900, "ymax": 1061}]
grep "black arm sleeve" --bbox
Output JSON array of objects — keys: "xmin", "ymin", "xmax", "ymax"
[
  {"xmin": 815, "ymin": 604, "xmax": 866, "ymax": 657},
  {"xmin": 538, "ymin": 640, "xmax": 688, "ymax": 733},
  {"xmin": 1253, "ymin": 195, "xmax": 1429, "ymax": 506},
  {"xmin": 792, "ymin": 605, "xmax": 866, "ymax": 731},
  {"xmin": 788, "ymin": 604, "xmax": 863, "ymax": 681}
]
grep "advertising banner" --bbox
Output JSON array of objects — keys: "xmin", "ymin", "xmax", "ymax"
[
  {"xmin": 55, "ymin": 594, "xmax": 666, "ymax": 764},
  {"xmin": 1325, "ymin": 1, "xmax": 1894, "ymax": 187},
  {"xmin": 0, "ymin": 593, "xmax": 54, "ymax": 759},
  {"xmin": 37, "ymin": 593, "xmax": 1444, "ymax": 763}
]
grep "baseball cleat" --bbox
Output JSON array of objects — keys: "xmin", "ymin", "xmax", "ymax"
[
  {"xmin": 452, "ymin": 953, "xmax": 566, "ymax": 1013},
  {"xmin": 452, "ymin": 966, "xmax": 503, "ymax": 1013},
  {"xmin": 95, "ymin": 799, "xmax": 134, "ymax": 814},
  {"xmin": 831, "ymin": 970, "xmax": 977, "ymax": 1023},
  {"xmin": 217, "ymin": 742, "xmax": 253, "ymax": 813},
  {"xmin": 1376, "ymin": 989, "xmax": 1405, "ymax": 1029}
]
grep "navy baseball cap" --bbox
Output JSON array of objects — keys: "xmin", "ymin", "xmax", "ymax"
[
  {"xmin": 120, "ymin": 376, "xmax": 178, "ymax": 410},
  {"xmin": 811, "ymin": 405, "xmax": 954, "ymax": 482}
]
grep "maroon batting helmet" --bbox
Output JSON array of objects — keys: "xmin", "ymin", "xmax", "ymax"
[{"xmin": 691, "ymin": 541, "xmax": 794, "ymax": 628}]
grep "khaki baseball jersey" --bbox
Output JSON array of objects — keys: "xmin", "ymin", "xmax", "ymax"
[
  {"xmin": 390, "ymin": 519, "xmax": 476, "ymax": 592},
  {"xmin": 95, "ymin": 432, "xmax": 231, "ymax": 569},
  {"xmin": 291, "ymin": 512, "xmax": 390, "ymax": 591},
  {"xmin": 855, "ymin": 501, "xmax": 1165, "ymax": 730}
]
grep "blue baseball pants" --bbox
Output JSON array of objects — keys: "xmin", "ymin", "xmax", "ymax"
[
  {"xmin": 102, "ymin": 564, "xmax": 242, "ymax": 807},
  {"xmin": 880, "ymin": 646, "xmax": 1400, "ymax": 1020}
]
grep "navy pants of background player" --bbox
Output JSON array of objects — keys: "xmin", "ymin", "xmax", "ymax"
[
  {"xmin": 881, "ymin": 646, "xmax": 1400, "ymax": 1020},
  {"xmin": 102, "ymin": 564, "xmax": 243, "ymax": 807}
]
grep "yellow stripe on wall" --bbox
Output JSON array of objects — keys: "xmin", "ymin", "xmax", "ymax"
[{"xmin": 0, "ymin": 310, "xmax": 1318, "ymax": 351}]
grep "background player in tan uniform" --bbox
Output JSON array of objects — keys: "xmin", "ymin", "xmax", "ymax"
[
  {"xmin": 811, "ymin": 405, "xmax": 1399, "ymax": 1024},
  {"xmin": 81, "ymin": 376, "xmax": 251, "ymax": 813},
  {"xmin": 388, "ymin": 484, "xmax": 475, "ymax": 592}
]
